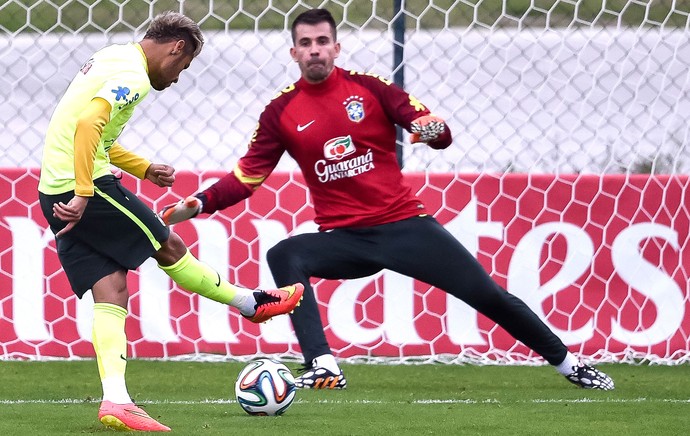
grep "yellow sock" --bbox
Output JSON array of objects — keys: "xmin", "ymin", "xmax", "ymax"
[
  {"xmin": 159, "ymin": 250, "xmax": 254, "ymax": 311},
  {"xmin": 92, "ymin": 303, "xmax": 131, "ymax": 404}
]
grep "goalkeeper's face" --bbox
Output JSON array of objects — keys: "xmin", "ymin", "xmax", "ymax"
[{"xmin": 290, "ymin": 22, "xmax": 340, "ymax": 84}]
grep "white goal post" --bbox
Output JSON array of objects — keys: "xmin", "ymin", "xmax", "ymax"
[{"xmin": 0, "ymin": 0, "xmax": 688, "ymax": 364}]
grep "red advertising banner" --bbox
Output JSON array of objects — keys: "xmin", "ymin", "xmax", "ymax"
[{"xmin": 1, "ymin": 169, "xmax": 688, "ymax": 363}]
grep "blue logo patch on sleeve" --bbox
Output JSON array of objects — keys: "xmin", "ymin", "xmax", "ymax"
[{"xmin": 111, "ymin": 86, "xmax": 140, "ymax": 109}]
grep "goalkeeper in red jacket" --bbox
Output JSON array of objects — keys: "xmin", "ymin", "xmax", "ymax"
[{"xmin": 161, "ymin": 8, "xmax": 614, "ymax": 391}]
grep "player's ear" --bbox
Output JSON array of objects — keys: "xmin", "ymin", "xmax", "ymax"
[
  {"xmin": 334, "ymin": 41, "xmax": 340, "ymax": 59},
  {"xmin": 289, "ymin": 47, "xmax": 298, "ymax": 62},
  {"xmin": 171, "ymin": 40, "xmax": 185, "ymax": 55}
]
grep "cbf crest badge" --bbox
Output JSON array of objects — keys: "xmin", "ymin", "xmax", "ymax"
[{"xmin": 343, "ymin": 96, "xmax": 365, "ymax": 122}]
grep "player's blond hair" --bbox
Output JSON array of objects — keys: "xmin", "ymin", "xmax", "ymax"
[{"xmin": 144, "ymin": 11, "xmax": 204, "ymax": 57}]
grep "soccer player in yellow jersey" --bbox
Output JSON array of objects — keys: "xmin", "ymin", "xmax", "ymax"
[{"xmin": 38, "ymin": 11, "xmax": 303, "ymax": 432}]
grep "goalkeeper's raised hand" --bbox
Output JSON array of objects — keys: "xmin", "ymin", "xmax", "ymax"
[
  {"xmin": 409, "ymin": 115, "xmax": 446, "ymax": 144},
  {"xmin": 159, "ymin": 196, "xmax": 202, "ymax": 225}
]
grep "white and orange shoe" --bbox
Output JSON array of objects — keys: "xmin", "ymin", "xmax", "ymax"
[
  {"xmin": 295, "ymin": 366, "xmax": 347, "ymax": 390},
  {"xmin": 244, "ymin": 283, "xmax": 304, "ymax": 323},
  {"xmin": 98, "ymin": 400, "xmax": 171, "ymax": 432}
]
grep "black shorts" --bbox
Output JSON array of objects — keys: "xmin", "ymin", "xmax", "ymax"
[{"xmin": 39, "ymin": 175, "xmax": 170, "ymax": 298}]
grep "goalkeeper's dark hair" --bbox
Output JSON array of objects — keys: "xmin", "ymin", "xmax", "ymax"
[
  {"xmin": 144, "ymin": 11, "xmax": 204, "ymax": 58},
  {"xmin": 291, "ymin": 8, "xmax": 337, "ymax": 44}
]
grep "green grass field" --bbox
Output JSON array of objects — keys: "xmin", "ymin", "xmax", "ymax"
[{"xmin": 1, "ymin": 361, "xmax": 689, "ymax": 435}]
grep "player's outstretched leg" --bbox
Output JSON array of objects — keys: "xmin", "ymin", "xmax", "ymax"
[
  {"xmin": 565, "ymin": 362, "xmax": 615, "ymax": 390},
  {"xmin": 244, "ymin": 283, "xmax": 305, "ymax": 323},
  {"xmin": 98, "ymin": 401, "xmax": 171, "ymax": 432}
]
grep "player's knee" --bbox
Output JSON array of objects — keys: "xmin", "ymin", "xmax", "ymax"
[
  {"xmin": 91, "ymin": 270, "xmax": 129, "ymax": 306},
  {"xmin": 266, "ymin": 239, "xmax": 300, "ymax": 270},
  {"xmin": 155, "ymin": 231, "xmax": 188, "ymax": 266}
]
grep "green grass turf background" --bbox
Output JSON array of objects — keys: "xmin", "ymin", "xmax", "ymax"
[{"xmin": 1, "ymin": 361, "xmax": 689, "ymax": 435}]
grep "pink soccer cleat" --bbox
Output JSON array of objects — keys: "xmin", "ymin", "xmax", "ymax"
[{"xmin": 98, "ymin": 400, "xmax": 171, "ymax": 432}]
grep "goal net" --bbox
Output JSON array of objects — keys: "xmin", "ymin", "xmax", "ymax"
[{"xmin": 1, "ymin": 0, "xmax": 688, "ymax": 365}]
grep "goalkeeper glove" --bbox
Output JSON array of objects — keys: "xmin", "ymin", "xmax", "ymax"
[
  {"xmin": 409, "ymin": 115, "xmax": 446, "ymax": 144},
  {"xmin": 159, "ymin": 195, "xmax": 202, "ymax": 225}
]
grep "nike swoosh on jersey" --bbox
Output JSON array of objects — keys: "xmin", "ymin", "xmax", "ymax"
[{"xmin": 297, "ymin": 120, "xmax": 315, "ymax": 131}]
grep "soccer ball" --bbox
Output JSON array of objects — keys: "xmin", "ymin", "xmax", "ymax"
[{"xmin": 234, "ymin": 358, "xmax": 297, "ymax": 416}]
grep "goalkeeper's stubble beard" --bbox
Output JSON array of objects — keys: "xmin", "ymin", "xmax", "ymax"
[{"xmin": 305, "ymin": 60, "xmax": 331, "ymax": 83}]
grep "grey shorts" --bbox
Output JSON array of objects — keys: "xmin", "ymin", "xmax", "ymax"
[{"xmin": 39, "ymin": 175, "xmax": 170, "ymax": 297}]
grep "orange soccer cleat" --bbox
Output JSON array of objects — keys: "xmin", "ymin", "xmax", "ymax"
[
  {"xmin": 98, "ymin": 400, "xmax": 171, "ymax": 432},
  {"xmin": 244, "ymin": 283, "xmax": 304, "ymax": 323}
]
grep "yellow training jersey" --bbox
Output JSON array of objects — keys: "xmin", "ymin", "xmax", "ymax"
[{"xmin": 38, "ymin": 42, "xmax": 150, "ymax": 195}]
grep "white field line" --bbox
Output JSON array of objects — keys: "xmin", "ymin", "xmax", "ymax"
[{"xmin": 1, "ymin": 398, "xmax": 689, "ymax": 405}]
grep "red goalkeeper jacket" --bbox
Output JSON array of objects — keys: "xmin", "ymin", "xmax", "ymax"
[{"xmin": 201, "ymin": 66, "xmax": 453, "ymax": 231}]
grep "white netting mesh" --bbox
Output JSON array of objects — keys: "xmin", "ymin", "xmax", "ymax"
[{"xmin": 0, "ymin": 0, "xmax": 689, "ymax": 364}]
